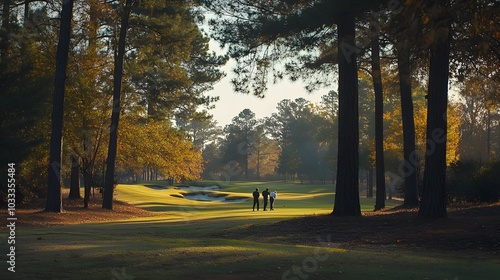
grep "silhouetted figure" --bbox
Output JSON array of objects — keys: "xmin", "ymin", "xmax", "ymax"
[
  {"xmin": 252, "ymin": 188, "xmax": 260, "ymax": 211},
  {"xmin": 270, "ymin": 191, "xmax": 277, "ymax": 211},
  {"xmin": 262, "ymin": 188, "xmax": 270, "ymax": 211}
]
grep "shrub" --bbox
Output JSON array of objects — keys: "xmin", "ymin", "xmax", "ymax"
[{"xmin": 447, "ymin": 160, "xmax": 500, "ymax": 203}]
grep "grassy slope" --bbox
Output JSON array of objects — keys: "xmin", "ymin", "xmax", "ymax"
[{"xmin": 4, "ymin": 181, "xmax": 499, "ymax": 280}]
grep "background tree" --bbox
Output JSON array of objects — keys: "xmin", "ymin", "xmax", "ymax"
[
  {"xmin": 127, "ymin": 1, "xmax": 225, "ymax": 122},
  {"xmin": 457, "ymin": 68, "xmax": 500, "ymax": 161},
  {"xmin": 248, "ymin": 122, "xmax": 279, "ymax": 180},
  {"xmin": 221, "ymin": 109, "xmax": 257, "ymax": 180},
  {"xmin": 386, "ymin": 0, "xmax": 421, "ymax": 208},
  {"xmin": 65, "ymin": 0, "xmax": 113, "ymax": 206},
  {"xmin": 316, "ymin": 90, "xmax": 339, "ymax": 184},
  {"xmin": 118, "ymin": 1, "xmax": 226, "ymax": 183},
  {"xmin": 369, "ymin": 16, "xmax": 387, "ymax": 210},
  {"xmin": 201, "ymin": 141, "xmax": 224, "ymax": 180},
  {"xmin": 103, "ymin": 0, "xmax": 133, "ymax": 210},
  {"xmin": 68, "ymin": 155, "xmax": 80, "ymax": 199},
  {"xmin": 117, "ymin": 118, "xmax": 203, "ymax": 183},
  {"xmin": 0, "ymin": 2, "xmax": 55, "ymax": 204},
  {"xmin": 357, "ymin": 77, "xmax": 376, "ymax": 199},
  {"xmin": 176, "ymin": 113, "xmax": 222, "ymax": 152},
  {"xmin": 419, "ymin": 0, "xmax": 452, "ymax": 218},
  {"xmin": 384, "ymin": 86, "xmax": 461, "ymax": 192},
  {"xmin": 46, "ymin": 0, "xmax": 74, "ymax": 212},
  {"xmin": 266, "ymin": 100, "xmax": 295, "ymax": 181}
]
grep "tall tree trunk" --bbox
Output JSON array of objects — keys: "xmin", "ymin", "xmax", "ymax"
[
  {"xmin": 68, "ymin": 155, "xmax": 81, "ymax": 199},
  {"xmin": 487, "ymin": 109, "xmax": 491, "ymax": 160},
  {"xmin": 88, "ymin": 0, "xmax": 99, "ymax": 55},
  {"xmin": 398, "ymin": 46, "xmax": 419, "ymax": 208},
  {"xmin": 368, "ymin": 168, "xmax": 374, "ymax": 198},
  {"xmin": 83, "ymin": 161, "xmax": 92, "ymax": 208},
  {"xmin": 1, "ymin": 0, "xmax": 11, "ymax": 67},
  {"xmin": 45, "ymin": 0, "xmax": 74, "ymax": 212},
  {"xmin": 419, "ymin": 0, "xmax": 450, "ymax": 218},
  {"xmin": 244, "ymin": 131, "xmax": 249, "ymax": 180},
  {"xmin": 371, "ymin": 29, "xmax": 386, "ymax": 211},
  {"xmin": 103, "ymin": 0, "xmax": 133, "ymax": 210},
  {"xmin": 332, "ymin": 14, "xmax": 360, "ymax": 216},
  {"xmin": 256, "ymin": 148, "xmax": 261, "ymax": 180},
  {"xmin": 24, "ymin": 0, "xmax": 30, "ymax": 26}
]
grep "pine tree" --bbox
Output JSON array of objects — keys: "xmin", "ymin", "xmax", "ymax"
[
  {"xmin": 103, "ymin": 0, "xmax": 133, "ymax": 210},
  {"xmin": 419, "ymin": 0, "xmax": 452, "ymax": 218},
  {"xmin": 46, "ymin": 0, "xmax": 74, "ymax": 212}
]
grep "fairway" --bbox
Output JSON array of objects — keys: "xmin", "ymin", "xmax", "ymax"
[
  {"xmin": 2, "ymin": 181, "xmax": 499, "ymax": 280},
  {"xmin": 114, "ymin": 181, "xmax": 401, "ymax": 221}
]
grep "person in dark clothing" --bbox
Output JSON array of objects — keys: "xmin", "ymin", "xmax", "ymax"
[
  {"xmin": 262, "ymin": 188, "xmax": 270, "ymax": 211},
  {"xmin": 252, "ymin": 188, "xmax": 260, "ymax": 211}
]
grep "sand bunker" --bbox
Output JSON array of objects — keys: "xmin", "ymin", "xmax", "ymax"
[
  {"xmin": 171, "ymin": 185, "xmax": 247, "ymax": 203},
  {"xmin": 182, "ymin": 192, "xmax": 247, "ymax": 203},
  {"xmin": 178, "ymin": 185, "xmax": 220, "ymax": 191}
]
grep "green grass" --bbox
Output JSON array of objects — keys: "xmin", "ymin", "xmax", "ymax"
[
  {"xmin": 2, "ymin": 181, "xmax": 499, "ymax": 280},
  {"xmin": 120, "ymin": 180, "xmax": 401, "ymax": 217}
]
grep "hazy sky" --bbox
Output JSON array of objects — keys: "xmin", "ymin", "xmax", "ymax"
[
  {"xmin": 205, "ymin": 36, "xmax": 330, "ymax": 127},
  {"xmin": 206, "ymin": 62, "xmax": 329, "ymax": 127}
]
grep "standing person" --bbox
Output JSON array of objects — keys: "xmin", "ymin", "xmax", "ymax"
[
  {"xmin": 270, "ymin": 191, "xmax": 277, "ymax": 211},
  {"xmin": 262, "ymin": 188, "xmax": 270, "ymax": 211},
  {"xmin": 252, "ymin": 188, "xmax": 260, "ymax": 211}
]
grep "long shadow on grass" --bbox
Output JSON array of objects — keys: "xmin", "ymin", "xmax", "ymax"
[
  {"xmin": 141, "ymin": 184, "xmax": 170, "ymax": 190},
  {"xmin": 220, "ymin": 205, "xmax": 500, "ymax": 253},
  {"xmin": 132, "ymin": 202, "xmax": 204, "ymax": 212}
]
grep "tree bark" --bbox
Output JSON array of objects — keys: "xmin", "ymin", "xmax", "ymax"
[
  {"xmin": 103, "ymin": 0, "xmax": 133, "ymax": 210},
  {"xmin": 368, "ymin": 168, "xmax": 374, "ymax": 198},
  {"xmin": 419, "ymin": 0, "xmax": 450, "ymax": 218},
  {"xmin": 332, "ymin": 14, "xmax": 360, "ymax": 216},
  {"xmin": 487, "ymin": 109, "xmax": 491, "ymax": 160},
  {"xmin": 45, "ymin": 0, "xmax": 74, "ymax": 212},
  {"xmin": 83, "ymin": 160, "xmax": 93, "ymax": 208},
  {"xmin": 68, "ymin": 155, "xmax": 81, "ymax": 199},
  {"xmin": 1, "ymin": 0, "xmax": 11, "ymax": 67},
  {"xmin": 398, "ymin": 46, "xmax": 419, "ymax": 208},
  {"xmin": 371, "ymin": 30, "xmax": 386, "ymax": 211},
  {"xmin": 24, "ymin": 0, "xmax": 30, "ymax": 26}
]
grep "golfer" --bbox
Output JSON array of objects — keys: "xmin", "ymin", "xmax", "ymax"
[
  {"xmin": 252, "ymin": 188, "xmax": 260, "ymax": 211},
  {"xmin": 270, "ymin": 190, "xmax": 277, "ymax": 211},
  {"xmin": 262, "ymin": 188, "xmax": 270, "ymax": 211}
]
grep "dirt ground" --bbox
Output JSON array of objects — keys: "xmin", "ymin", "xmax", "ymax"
[
  {"xmin": 5, "ymin": 191, "xmax": 500, "ymax": 254},
  {"xmin": 5, "ymin": 190, "xmax": 158, "ymax": 228}
]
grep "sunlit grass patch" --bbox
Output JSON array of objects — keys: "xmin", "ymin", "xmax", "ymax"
[{"xmin": 115, "ymin": 182, "xmax": 401, "ymax": 219}]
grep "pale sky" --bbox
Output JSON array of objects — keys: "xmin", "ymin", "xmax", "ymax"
[
  {"xmin": 205, "ymin": 36, "xmax": 329, "ymax": 127},
  {"xmin": 206, "ymin": 62, "xmax": 328, "ymax": 127}
]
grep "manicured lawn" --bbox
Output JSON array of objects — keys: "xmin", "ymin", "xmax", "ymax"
[{"xmin": 3, "ymin": 181, "xmax": 499, "ymax": 279}]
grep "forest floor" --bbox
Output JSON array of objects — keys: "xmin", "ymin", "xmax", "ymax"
[
  {"xmin": 11, "ymin": 190, "xmax": 159, "ymax": 228},
  {"xmin": 10, "ymin": 190, "xmax": 500, "ymax": 254}
]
